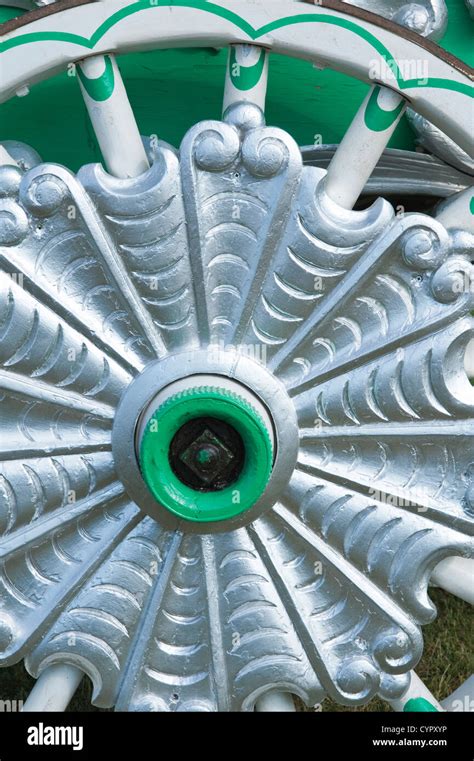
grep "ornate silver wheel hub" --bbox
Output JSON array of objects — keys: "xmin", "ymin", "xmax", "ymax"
[
  {"xmin": 113, "ymin": 349, "xmax": 298, "ymax": 533},
  {"xmin": 0, "ymin": 0, "xmax": 473, "ymax": 712}
]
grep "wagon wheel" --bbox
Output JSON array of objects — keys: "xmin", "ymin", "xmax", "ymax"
[{"xmin": 0, "ymin": 0, "xmax": 472, "ymax": 713}]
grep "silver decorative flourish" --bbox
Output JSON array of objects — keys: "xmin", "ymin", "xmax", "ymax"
[
  {"xmin": 406, "ymin": 111, "xmax": 474, "ymax": 176},
  {"xmin": 343, "ymin": 0, "xmax": 448, "ymax": 41},
  {"xmin": 0, "ymin": 108, "xmax": 473, "ymax": 711}
]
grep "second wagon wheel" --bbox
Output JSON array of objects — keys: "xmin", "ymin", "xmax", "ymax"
[{"xmin": 0, "ymin": 0, "xmax": 473, "ymax": 712}]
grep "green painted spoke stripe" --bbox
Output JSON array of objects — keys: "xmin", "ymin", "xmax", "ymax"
[
  {"xmin": 77, "ymin": 55, "xmax": 115, "ymax": 101},
  {"xmin": 404, "ymin": 698, "xmax": 439, "ymax": 712},
  {"xmin": 229, "ymin": 47, "xmax": 266, "ymax": 91},
  {"xmin": 139, "ymin": 386, "xmax": 273, "ymax": 523},
  {"xmin": 1, "ymin": 1, "xmax": 472, "ymax": 97},
  {"xmin": 364, "ymin": 86, "xmax": 406, "ymax": 132}
]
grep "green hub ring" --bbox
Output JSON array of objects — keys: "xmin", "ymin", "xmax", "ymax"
[{"xmin": 139, "ymin": 386, "xmax": 274, "ymax": 523}]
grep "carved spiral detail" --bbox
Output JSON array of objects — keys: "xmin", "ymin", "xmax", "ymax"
[
  {"xmin": 336, "ymin": 658, "xmax": 380, "ymax": 701},
  {"xmin": 0, "ymin": 165, "xmax": 22, "ymax": 199},
  {"xmin": 0, "ymin": 200, "xmax": 28, "ymax": 246},
  {"xmin": 402, "ymin": 224, "xmax": 449, "ymax": 271},
  {"xmin": 194, "ymin": 124, "xmax": 241, "ymax": 172},
  {"xmin": 241, "ymin": 130, "xmax": 289, "ymax": 178},
  {"xmin": 21, "ymin": 174, "xmax": 68, "ymax": 217},
  {"xmin": 373, "ymin": 630, "xmax": 417, "ymax": 672},
  {"xmin": 431, "ymin": 257, "xmax": 473, "ymax": 304}
]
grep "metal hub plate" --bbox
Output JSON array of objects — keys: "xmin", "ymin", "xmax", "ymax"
[{"xmin": 0, "ymin": 102, "xmax": 472, "ymax": 710}]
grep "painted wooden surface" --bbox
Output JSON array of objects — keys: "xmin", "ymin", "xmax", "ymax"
[{"xmin": 0, "ymin": 0, "xmax": 472, "ymax": 171}]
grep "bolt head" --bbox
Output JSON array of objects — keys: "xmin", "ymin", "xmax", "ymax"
[{"xmin": 179, "ymin": 428, "xmax": 235, "ymax": 484}]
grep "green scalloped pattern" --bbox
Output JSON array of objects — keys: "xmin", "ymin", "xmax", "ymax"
[
  {"xmin": 229, "ymin": 46, "xmax": 266, "ymax": 91},
  {"xmin": 1, "ymin": 1, "xmax": 472, "ymax": 97},
  {"xmin": 364, "ymin": 85, "xmax": 406, "ymax": 131},
  {"xmin": 77, "ymin": 54, "xmax": 115, "ymax": 101}
]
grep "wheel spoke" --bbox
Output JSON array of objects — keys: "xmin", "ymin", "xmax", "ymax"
[
  {"xmin": 268, "ymin": 215, "xmax": 436, "ymax": 376},
  {"xmin": 387, "ymin": 671, "xmax": 443, "ymax": 712},
  {"xmin": 0, "ymin": 368, "xmax": 115, "ymax": 419},
  {"xmin": 22, "ymin": 663, "xmax": 84, "ymax": 712},
  {"xmin": 325, "ymin": 86, "xmax": 406, "ymax": 210},
  {"xmin": 77, "ymin": 55, "xmax": 149, "ymax": 179},
  {"xmin": 254, "ymin": 691, "xmax": 296, "ymax": 711},
  {"xmin": 223, "ymin": 44, "xmax": 269, "ymax": 116},
  {"xmin": 431, "ymin": 556, "xmax": 474, "ymax": 605},
  {"xmin": 0, "ymin": 145, "xmax": 18, "ymax": 167},
  {"xmin": 441, "ymin": 675, "xmax": 474, "ymax": 712},
  {"xmin": 436, "ymin": 187, "xmax": 474, "ymax": 234}
]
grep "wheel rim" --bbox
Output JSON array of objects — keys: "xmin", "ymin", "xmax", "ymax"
[{"xmin": 1, "ymin": 0, "xmax": 473, "ymax": 153}]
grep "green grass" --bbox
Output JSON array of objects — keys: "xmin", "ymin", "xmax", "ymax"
[{"xmin": 0, "ymin": 589, "xmax": 471, "ymax": 712}]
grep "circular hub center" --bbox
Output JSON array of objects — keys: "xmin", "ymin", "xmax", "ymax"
[
  {"xmin": 138, "ymin": 382, "xmax": 274, "ymax": 523},
  {"xmin": 112, "ymin": 350, "xmax": 299, "ymax": 533}
]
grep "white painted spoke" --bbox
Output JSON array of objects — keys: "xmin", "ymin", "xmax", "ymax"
[
  {"xmin": 466, "ymin": 339, "xmax": 474, "ymax": 380},
  {"xmin": 3, "ymin": 2, "xmax": 472, "ymax": 154},
  {"xmin": 0, "ymin": 145, "xmax": 19, "ymax": 167},
  {"xmin": 254, "ymin": 691, "xmax": 296, "ymax": 712},
  {"xmin": 436, "ymin": 187, "xmax": 474, "ymax": 234},
  {"xmin": 431, "ymin": 556, "xmax": 474, "ymax": 605},
  {"xmin": 325, "ymin": 86, "xmax": 406, "ymax": 209},
  {"xmin": 441, "ymin": 675, "xmax": 474, "ymax": 712},
  {"xmin": 223, "ymin": 44, "xmax": 269, "ymax": 115},
  {"xmin": 22, "ymin": 664, "xmax": 84, "ymax": 712},
  {"xmin": 387, "ymin": 671, "xmax": 443, "ymax": 712},
  {"xmin": 77, "ymin": 55, "xmax": 149, "ymax": 179}
]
